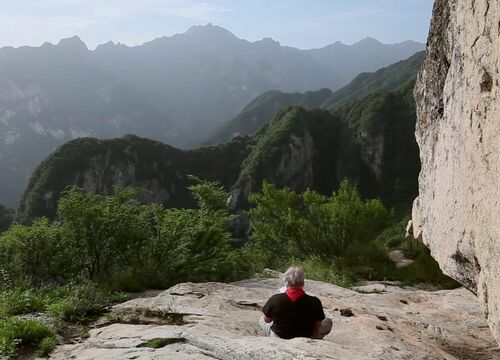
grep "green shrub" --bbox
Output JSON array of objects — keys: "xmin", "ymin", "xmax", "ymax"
[
  {"xmin": 37, "ymin": 336, "xmax": 57, "ymax": 357},
  {"xmin": 0, "ymin": 318, "xmax": 54, "ymax": 358},
  {"xmin": 0, "ymin": 288, "xmax": 47, "ymax": 317},
  {"xmin": 57, "ymin": 187, "xmax": 151, "ymax": 282},
  {"xmin": 0, "ymin": 218, "xmax": 72, "ymax": 286},
  {"xmin": 248, "ymin": 180, "xmax": 390, "ymax": 267},
  {"xmin": 298, "ymin": 256, "xmax": 354, "ymax": 288},
  {"xmin": 47, "ymin": 284, "xmax": 127, "ymax": 323}
]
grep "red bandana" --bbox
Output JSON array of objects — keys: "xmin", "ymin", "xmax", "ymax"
[{"xmin": 285, "ymin": 288, "xmax": 305, "ymax": 302}]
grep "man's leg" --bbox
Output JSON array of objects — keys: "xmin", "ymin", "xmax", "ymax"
[
  {"xmin": 312, "ymin": 317, "xmax": 332, "ymax": 339},
  {"xmin": 259, "ymin": 315, "xmax": 275, "ymax": 337}
]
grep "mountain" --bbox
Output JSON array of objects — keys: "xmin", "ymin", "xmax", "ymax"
[
  {"xmin": 0, "ymin": 204, "xmax": 13, "ymax": 234},
  {"xmin": 332, "ymin": 80, "xmax": 420, "ymax": 209},
  {"xmin": 321, "ymin": 51, "xmax": 425, "ymax": 110},
  {"xmin": 18, "ymin": 80, "xmax": 419, "ymax": 223},
  {"xmin": 309, "ymin": 38, "xmax": 424, "ymax": 86},
  {"xmin": 228, "ymin": 107, "xmax": 360, "ymax": 209},
  {"xmin": 0, "ymin": 26, "xmax": 424, "ymax": 207},
  {"xmin": 205, "ymin": 88, "xmax": 333, "ymax": 145},
  {"xmin": 204, "ymin": 52, "xmax": 424, "ymax": 147},
  {"xmin": 16, "ymin": 135, "xmax": 252, "ymax": 224}
]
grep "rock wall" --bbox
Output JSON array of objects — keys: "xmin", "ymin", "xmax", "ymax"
[{"xmin": 412, "ymin": 0, "xmax": 500, "ymax": 343}]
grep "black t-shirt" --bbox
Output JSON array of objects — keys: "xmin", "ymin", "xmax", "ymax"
[{"xmin": 262, "ymin": 293, "xmax": 325, "ymax": 339}]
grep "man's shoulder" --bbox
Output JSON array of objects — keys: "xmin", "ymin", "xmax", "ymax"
[
  {"xmin": 268, "ymin": 293, "xmax": 288, "ymax": 302},
  {"xmin": 303, "ymin": 294, "xmax": 322, "ymax": 306}
]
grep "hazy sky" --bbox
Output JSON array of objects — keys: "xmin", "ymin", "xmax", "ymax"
[{"xmin": 0, "ymin": 0, "xmax": 434, "ymax": 49}]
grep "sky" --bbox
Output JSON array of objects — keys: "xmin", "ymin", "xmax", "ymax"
[{"xmin": 0, "ymin": 0, "xmax": 435, "ymax": 49}]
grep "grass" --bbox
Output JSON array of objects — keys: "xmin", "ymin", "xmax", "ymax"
[
  {"xmin": 0, "ymin": 284, "xmax": 129, "ymax": 358},
  {"xmin": 0, "ymin": 317, "xmax": 55, "ymax": 358}
]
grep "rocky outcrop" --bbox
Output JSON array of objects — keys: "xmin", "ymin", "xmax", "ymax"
[
  {"xmin": 228, "ymin": 107, "xmax": 360, "ymax": 209},
  {"xmin": 412, "ymin": 0, "xmax": 500, "ymax": 343},
  {"xmin": 16, "ymin": 135, "xmax": 252, "ymax": 224},
  {"xmin": 50, "ymin": 276, "xmax": 499, "ymax": 359}
]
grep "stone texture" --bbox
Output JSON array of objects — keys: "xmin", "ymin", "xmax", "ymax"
[
  {"xmin": 412, "ymin": 0, "xmax": 500, "ymax": 343},
  {"xmin": 50, "ymin": 277, "xmax": 499, "ymax": 359}
]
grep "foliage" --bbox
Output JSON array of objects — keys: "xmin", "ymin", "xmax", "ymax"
[
  {"xmin": 1, "ymin": 182, "xmax": 241, "ymax": 291},
  {"xmin": 0, "ymin": 289, "xmax": 47, "ymax": 318},
  {"xmin": 0, "ymin": 205, "xmax": 14, "ymax": 235},
  {"xmin": 37, "ymin": 336, "xmax": 57, "ymax": 357},
  {"xmin": 46, "ymin": 284, "xmax": 127, "ymax": 323},
  {"xmin": 249, "ymin": 180, "xmax": 390, "ymax": 268},
  {"xmin": 0, "ymin": 218, "xmax": 70, "ymax": 287},
  {"xmin": 139, "ymin": 182, "xmax": 238, "ymax": 288},
  {"xmin": 0, "ymin": 317, "xmax": 54, "ymax": 359},
  {"xmin": 207, "ymin": 88, "xmax": 333, "ymax": 145},
  {"xmin": 323, "ymin": 51, "xmax": 424, "ymax": 111},
  {"xmin": 57, "ymin": 187, "xmax": 151, "ymax": 282}
]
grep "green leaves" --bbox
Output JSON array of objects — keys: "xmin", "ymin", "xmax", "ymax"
[
  {"xmin": 0, "ymin": 181, "xmax": 239, "ymax": 290},
  {"xmin": 249, "ymin": 180, "xmax": 390, "ymax": 267}
]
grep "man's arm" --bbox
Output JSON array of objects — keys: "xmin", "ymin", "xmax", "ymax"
[{"xmin": 262, "ymin": 296, "xmax": 275, "ymax": 323}]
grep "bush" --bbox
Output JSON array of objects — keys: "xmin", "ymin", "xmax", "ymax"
[
  {"xmin": 248, "ymin": 180, "xmax": 390, "ymax": 267},
  {"xmin": 0, "ymin": 218, "xmax": 72, "ymax": 286},
  {"xmin": 298, "ymin": 256, "xmax": 354, "ymax": 288},
  {"xmin": 0, "ymin": 288, "xmax": 47, "ymax": 318},
  {"xmin": 47, "ymin": 284, "xmax": 128, "ymax": 323},
  {"xmin": 0, "ymin": 318, "xmax": 54, "ymax": 358},
  {"xmin": 37, "ymin": 336, "xmax": 57, "ymax": 357},
  {"xmin": 143, "ymin": 182, "xmax": 239, "ymax": 287},
  {"xmin": 57, "ymin": 187, "xmax": 151, "ymax": 282}
]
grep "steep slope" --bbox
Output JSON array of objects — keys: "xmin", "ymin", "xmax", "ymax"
[
  {"xmin": 206, "ymin": 51, "xmax": 423, "ymax": 149},
  {"xmin": 51, "ymin": 277, "xmax": 499, "ymax": 359},
  {"xmin": 333, "ymin": 81, "xmax": 420, "ymax": 210},
  {"xmin": 309, "ymin": 37, "xmax": 424, "ymax": 86},
  {"xmin": 229, "ymin": 107, "xmax": 360, "ymax": 209},
  {"xmin": 19, "ymin": 89, "xmax": 420, "ymax": 223},
  {"xmin": 229, "ymin": 83, "xmax": 420, "ymax": 211},
  {"xmin": 206, "ymin": 88, "xmax": 333, "ymax": 145},
  {"xmin": 411, "ymin": 0, "xmax": 500, "ymax": 343},
  {"xmin": 16, "ymin": 135, "xmax": 252, "ymax": 224},
  {"xmin": 322, "ymin": 51, "xmax": 425, "ymax": 111},
  {"xmin": 0, "ymin": 204, "xmax": 13, "ymax": 234},
  {"xmin": 0, "ymin": 27, "xmax": 423, "ymax": 207}
]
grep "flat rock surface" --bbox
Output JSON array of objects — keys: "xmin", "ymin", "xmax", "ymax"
[{"xmin": 50, "ymin": 277, "xmax": 500, "ymax": 360}]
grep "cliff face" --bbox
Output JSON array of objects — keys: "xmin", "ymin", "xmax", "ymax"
[
  {"xmin": 228, "ymin": 107, "xmax": 360, "ymax": 210},
  {"xmin": 412, "ymin": 0, "xmax": 500, "ymax": 343},
  {"xmin": 16, "ymin": 135, "xmax": 252, "ymax": 224}
]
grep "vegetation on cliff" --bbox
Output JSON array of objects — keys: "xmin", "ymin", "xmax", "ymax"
[
  {"xmin": 321, "ymin": 51, "xmax": 425, "ymax": 111},
  {"xmin": 206, "ymin": 88, "xmax": 333, "ymax": 145},
  {"xmin": 0, "ymin": 205, "xmax": 14, "ymax": 234}
]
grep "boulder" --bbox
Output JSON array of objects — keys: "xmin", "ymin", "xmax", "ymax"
[
  {"xmin": 412, "ymin": 0, "xmax": 500, "ymax": 343},
  {"xmin": 50, "ymin": 277, "xmax": 499, "ymax": 359}
]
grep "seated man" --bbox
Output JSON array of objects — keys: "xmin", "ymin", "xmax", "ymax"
[{"xmin": 260, "ymin": 266, "xmax": 332, "ymax": 339}]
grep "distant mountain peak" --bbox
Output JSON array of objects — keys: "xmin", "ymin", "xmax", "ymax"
[
  {"xmin": 185, "ymin": 23, "xmax": 236, "ymax": 39},
  {"xmin": 353, "ymin": 37, "xmax": 383, "ymax": 46},
  {"xmin": 57, "ymin": 36, "xmax": 88, "ymax": 51}
]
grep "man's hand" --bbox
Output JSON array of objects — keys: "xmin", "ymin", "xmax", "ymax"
[{"xmin": 263, "ymin": 315, "xmax": 272, "ymax": 323}]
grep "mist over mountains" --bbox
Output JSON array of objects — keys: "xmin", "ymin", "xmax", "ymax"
[{"xmin": 0, "ymin": 24, "xmax": 423, "ymax": 207}]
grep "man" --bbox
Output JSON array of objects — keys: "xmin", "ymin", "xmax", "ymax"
[{"xmin": 260, "ymin": 266, "xmax": 332, "ymax": 339}]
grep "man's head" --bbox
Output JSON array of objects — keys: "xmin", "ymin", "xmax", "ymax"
[{"xmin": 284, "ymin": 266, "xmax": 305, "ymax": 289}]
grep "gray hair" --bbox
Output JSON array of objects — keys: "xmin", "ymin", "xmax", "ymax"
[{"xmin": 284, "ymin": 266, "xmax": 305, "ymax": 288}]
